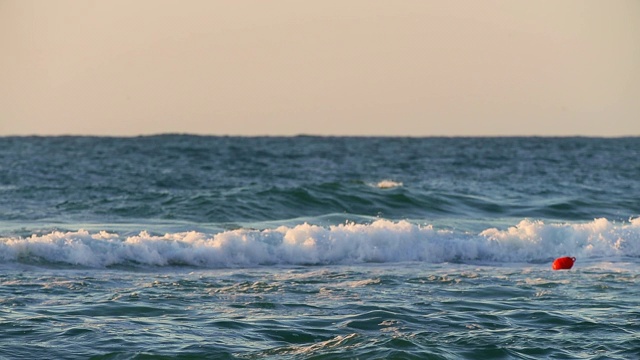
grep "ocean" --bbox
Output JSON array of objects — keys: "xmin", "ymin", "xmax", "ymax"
[{"xmin": 1, "ymin": 136, "xmax": 639, "ymax": 359}]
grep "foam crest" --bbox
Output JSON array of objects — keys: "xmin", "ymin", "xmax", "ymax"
[
  {"xmin": 373, "ymin": 180, "xmax": 403, "ymax": 189},
  {"xmin": 1, "ymin": 218, "xmax": 639, "ymax": 268},
  {"xmin": 480, "ymin": 218, "xmax": 640, "ymax": 260}
]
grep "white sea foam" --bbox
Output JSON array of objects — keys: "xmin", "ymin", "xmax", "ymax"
[
  {"xmin": 1, "ymin": 218, "xmax": 639, "ymax": 268},
  {"xmin": 374, "ymin": 180, "xmax": 403, "ymax": 189}
]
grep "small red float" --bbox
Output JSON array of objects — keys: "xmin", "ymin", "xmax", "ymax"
[{"xmin": 552, "ymin": 256, "xmax": 576, "ymax": 270}]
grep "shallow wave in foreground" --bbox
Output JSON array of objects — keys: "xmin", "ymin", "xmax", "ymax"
[{"xmin": 2, "ymin": 218, "xmax": 639, "ymax": 268}]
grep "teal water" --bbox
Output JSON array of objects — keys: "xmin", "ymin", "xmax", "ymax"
[
  {"xmin": 1, "ymin": 136, "xmax": 639, "ymax": 359},
  {"xmin": 3, "ymin": 263, "xmax": 639, "ymax": 359}
]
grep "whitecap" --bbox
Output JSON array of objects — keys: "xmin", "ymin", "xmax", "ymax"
[
  {"xmin": 374, "ymin": 180, "xmax": 403, "ymax": 189},
  {"xmin": 1, "ymin": 218, "xmax": 639, "ymax": 268}
]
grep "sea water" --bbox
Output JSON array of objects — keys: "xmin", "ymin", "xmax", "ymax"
[{"xmin": 1, "ymin": 136, "xmax": 639, "ymax": 359}]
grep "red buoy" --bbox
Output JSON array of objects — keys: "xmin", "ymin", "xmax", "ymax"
[{"xmin": 552, "ymin": 256, "xmax": 576, "ymax": 270}]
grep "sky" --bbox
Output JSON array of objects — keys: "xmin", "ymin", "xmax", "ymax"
[{"xmin": 1, "ymin": 0, "xmax": 639, "ymax": 137}]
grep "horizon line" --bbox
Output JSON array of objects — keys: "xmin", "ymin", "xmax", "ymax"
[{"xmin": 1, "ymin": 132, "xmax": 639, "ymax": 139}]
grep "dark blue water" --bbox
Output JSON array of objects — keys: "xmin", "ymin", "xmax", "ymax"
[{"xmin": 1, "ymin": 136, "xmax": 639, "ymax": 359}]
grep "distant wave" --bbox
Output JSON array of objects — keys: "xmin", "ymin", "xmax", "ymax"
[
  {"xmin": 2, "ymin": 218, "xmax": 639, "ymax": 268},
  {"xmin": 373, "ymin": 180, "xmax": 403, "ymax": 189}
]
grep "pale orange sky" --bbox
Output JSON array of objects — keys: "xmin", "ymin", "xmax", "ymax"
[{"xmin": 1, "ymin": 0, "xmax": 639, "ymax": 136}]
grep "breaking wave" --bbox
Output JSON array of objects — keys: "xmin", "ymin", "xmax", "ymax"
[{"xmin": 1, "ymin": 218, "xmax": 639, "ymax": 268}]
